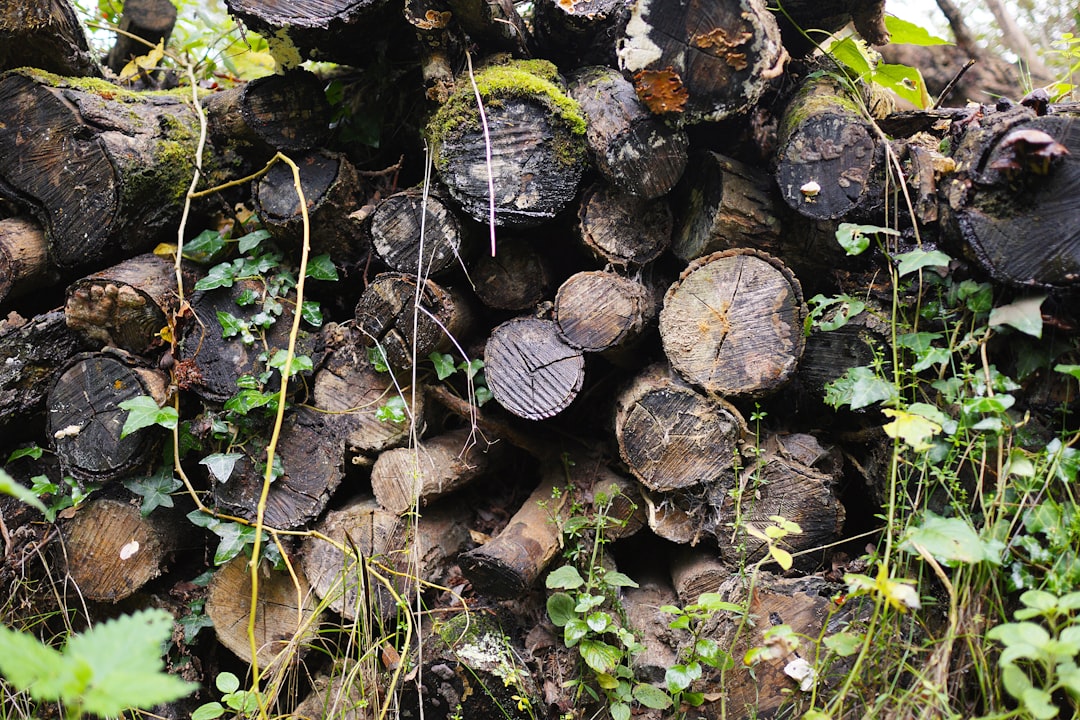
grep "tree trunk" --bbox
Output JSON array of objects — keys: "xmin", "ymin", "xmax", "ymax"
[
  {"xmin": 368, "ymin": 185, "xmax": 469, "ymax": 276},
  {"xmin": 576, "ymin": 182, "xmax": 673, "ymax": 268},
  {"xmin": 0, "ymin": 216, "xmax": 56, "ymax": 305},
  {"xmin": 615, "ymin": 0, "xmax": 787, "ymax": 123},
  {"xmin": 483, "ymin": 316, "xmax": 586, "ymax": 421},
  {"xmin": 567, "ymin": 65, "xmax": 689, "ymax": 199},
  {"xmin": 46, "ymin": 349, "xmax": 169, "ymax": 484},
  {"xmin": 0, "ymin": 0, "xmax": 102, "ymax": 77},
  {"xmin": 428, "ymin": 59, "xmax": 587, "ymax": 227},
  {"xmin": 659, "ymin": 248, "xmax": 806, "ymax": 398}
]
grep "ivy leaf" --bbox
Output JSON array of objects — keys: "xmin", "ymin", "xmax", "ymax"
[
  {"xmin": 268, "ymin": 350, "xmax": 313, "ymax": 377},
  {"xmin": 881, "ymin": 408, "xmax": 941, "ymax": 452},
  {"xmin": 119, "ymin": 396, "xmax": 178, "ymax": 438},
  {"xmin": 194, "ymin": 261, "xmax": 237, "ymax": 291},
  {"xmin": 6, "ymin": 445, "xmax": 43, "ymax": 463},
  {"xmin": 546, "ymin": 565, "xmax": 585, "ymax": 590},
  {"xmin": 835, "ymin": 223, "xmax": 898, "ymax": 256},
  {"xmin": 123, "ymin": 466, "xmax": 182, "ymax": 516},
  {"xmin": 547, "ymin": 592, "xmax": 576, "ymax": 627},
  {"xmin": 305, "ymin": 254, "xmax": 339, "ymax": 281},
  {"xmin": 200, "ymin": 453, "xmax": 244, "ymax": 484},
  {"xmin": 825, "ymin": 366, "xmax": 897, "ymax": 410},
  {"xmin": 884, "ymin": 15, "xmax": 951, "ymax": 45},
  {"xmin": 633, "ymin": 683, "xmax": 673, "ymax": 710},
  {"xmin": 989, "ymin": 295, "xmax": 1045, "ymax": 338},
  {"xmin": 216, "ymin": 311, "xmax": 246, "ymax": 339},
  {"xmin": 224, "ymin": 389, "xmax": 276, "ymax": 415},
  {"xmin": 236, "ymin": 229, "xmax": 271, "ymax": 254},
  {"xmin": 580, "ymin": 639, "xmax": 621, "ymax": 674},
  {"xmin": 0, "ymin": 467, "xmax": 47, "ymax": 514},
  {"xmin": 430, "ymin": 352, "xmax": 457, "ymax": 381},
  {"xmin": 894, "ymin": 249, "xmax": 951, "ymax": 277},
  {"xmin": 375, "ymin": 395, "xmax": 407, "ymax": 425},
  {"xmin": 300, "ymin": 300, "xmax": 324, "ymax": 327},
  {"xmin": 182, "ymin": 229, "xmax": 228, "ymax": 264}
]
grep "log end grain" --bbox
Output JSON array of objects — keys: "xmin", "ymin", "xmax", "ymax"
[{"xmin": 484, "ymin": 316, "xmax": 585, "ymax": 420}]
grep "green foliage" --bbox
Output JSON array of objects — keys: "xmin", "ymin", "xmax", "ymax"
[
  {"xmin": 745, "ymin": 515, "xmax": 804, "ymax": 571},
  {"xmin": 0, "ymin": 609, "xmax": 196, "ymax": 718},
  {"xmin": 187, "ymin": 510, "xmax": 282, "ymax": 567},
  {"xmin": 192, "ymin": 671, "xmax": 264, "ymax": 719},
  {"xmin": 0, "ymin": 467, "xmax": 46, "ymax": 515},
  {"xmin": 119, "ymin": 395, "xmax": 179, "ymax": 438},
  {"xmin": 661, "ymin": 594, "xmax": 742, "ymax": 708}
]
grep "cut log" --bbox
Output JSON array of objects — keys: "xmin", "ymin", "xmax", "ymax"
[
  {"xmin": 567, "ymin": 66, "xmax": 689, "ymax": 199},
  {"xmin": 670, "ymin": 548, "xmax": 730, "ymax": 603},
  {"xmin": 0, "ymin": 0, "xmax": 103, "ymax": 77},
  {"xmin": 483, "ymin": 316, "xmax": 586, "ymax": 421},
  {"xmin": 354, "ymin": 272, "xmax": 469, "ymax": 371},
  {"xmin": 105, "ymin": 0, "xmax": 177, "ymax": 76},
  {"xmin": 210, "ymin": 407, "xmax": 344, "ymax": 530},
  {"xmin": 205, "ymin": 553, "xmax": 322, "ymax": 668},
  {"xmin": 941, "ymin": 106, "xmax": 1080, "ymax": 288},
  {"xmin": 459, "ymin": 464, "xmax": 568, "ymax": 599},
  {"xmin": 398, "ymin": 612, "xmax": 542, "ymax": 720},
  {"xmin": 445, "ymin": 0, "xmax": 531, "ymax": 54},
  {"xmin": 291, "ymin": 661, "xmax": 376, "ymax": 720},
  {"xmin": 46, "ymin": 349, "xmax": 169, "ymax": 484},
  {"xmin": 797, "ymin": 302, "xmax": 890, "ymax": 409},
  {"xmin": 403, "ymin": 0, "xmax": 460, "ymax": 104},
  {"xmin": 554, "ymin": 270, "xmax": 657, "ymax": 356},
  {"xmin": 368, "ymin": 185, "xmax": 468, "ymax": 276},
  {"xmin": 428, "ymin": 58, "xmax": 587, "ymax": 227},
  {"xmin": 613, "ymin": 362, "xmax": 746, "ymax": 493},
  {"xmin": 576, "ymin": 182, "xmax": 672, "ymax": 268},
  {"xmin": 370, "ymin": 428, "xmax": 499, "ymax": 515},
  {"xmin": 0, "ymin": 216, "xmax": 56, "ymax": 305},
  {"xmin": 58, "ymin": 494, "xmax": 181, "ymax": 602},
  {"xmin": 469, "ymin": 236, "xmax": 554, "ymax": 311},
  {"xmin": 532, "ymin": 0, "xmax": 628, "ymax": 68},
  {"xmin": 774, "ymin": 73, "xmax": 883, "ymax": 221},
  {"xmin": 772, "ymin": 0, "xmax": 889, "ymax": 57},
  {"xmin": 63, "ymin": 253, "xmax": 181, "ymax": 354},
  {"xmin": 660, "ymin": 249, "xmax": 806, "ymax": 398},
  {"xmin": 0, "ymin": 309, "xmax": 91, "ymax": 436},
  {"xmin": 253, "ymin": 149, "xmax": 370, "ymax": 275},
  {"xmin": 573, "ymin": 457, "xmax": 648, "ymax": 540},
  {"xmin": 669, "ymin": 151, "xmax": 783, "ymax": 262},
  {"xmin": 0, "ymin": 70, "xmax": 216, "ymax": 270},
  {"xmin": 301, "ymin": 496, "xmax": 469, "ymax": 621},
  {"xmin": 615, "ymin": 0, "xmax": 786, "ymax": 123}
]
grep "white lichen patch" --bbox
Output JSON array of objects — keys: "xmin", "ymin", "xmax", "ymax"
[
  {"xmin": 617, "ymin": 0, "xmax": 663, "ymax": 72},
  {"xmin": 454, "ymin": 633, "xmax": 510, "ymax": 674}
]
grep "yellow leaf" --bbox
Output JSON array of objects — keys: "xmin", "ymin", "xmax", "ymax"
[
  {"xmin": 157, "ymin": 325, "xmax": 173, "ymax": 344},
  {"xmin": 873, "ymin": 563, "xmax": 921, "ymax": 612},
  {"xmin": 770, "ymin": 546, "xmax": 794, "ymax": 571},
  {"xmin": 881, "ymin": 408, "xmax": 941, "ymax": 452},
  {"xmin": 119, "ymin": 40, "xmax": 165, "ymax": 83},
  {"xmin": 153, "ymin": 243, "xmax": 177, "ymax": 258}
]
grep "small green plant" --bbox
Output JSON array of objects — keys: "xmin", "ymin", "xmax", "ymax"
[
  {"xmin": 192, "ymin": 671, "xmax": 264, "ymax": 719},
  {"xmin": 660, "ymin": 593, "xmax": 742, "ymax": 709},
  {"xmin": 0, "ymin": 608, "xmax": 196, "ymax": 719},
  {"xmin": 746, "ymin": 515, "xmax": 805, "ymax": 571}
]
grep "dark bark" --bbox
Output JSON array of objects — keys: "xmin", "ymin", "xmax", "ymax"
[
  {"xmin": 576, "ymin": 182, "xmax": 673, "ymax": 268},
  {"xmin": 531, "ymin": 0, "xmax": 628, "ymax": 69},
  {"xmin": 772, "ymin": 0, "xmax": 889, "ymax": 56},
  {"xmin": 470, "ymin": 236, "xmax": 554, "ymax": 311},
  {"xmin": 0, "ymin": 0, "xmax": 102, "ymax": 77},
  {"xmin": 0, "ymin": 216, "xmax": 56, "ymax": 305},
  {"xmin": 368, "ymin": 185, "xmax": 469, "ymax": 276},
  {"xmin": 105, "ymin": 0, "xmax": 177, "ymax": 76},
  {"xmin": 659, "ymin": 248, "xmax": 806, "ymax": 398}
]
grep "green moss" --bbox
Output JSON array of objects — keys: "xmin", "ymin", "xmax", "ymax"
[{"xmin": 8, "ymin": 66, "xmax": 199, "ymax": 103}]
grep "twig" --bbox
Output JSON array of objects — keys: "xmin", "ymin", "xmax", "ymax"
[{"xmin": 934, "ymin": 59, "xmax": 977, "ymax": 109}]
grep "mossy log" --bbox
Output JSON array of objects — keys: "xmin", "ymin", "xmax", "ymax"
[
  {"xmin": 429, "ymin": 59, "xmax": 587, "ymax": 227},
  {"xmin": 0, "ymin": 0, "xmax": 103, "ymax": 77},
  {"xmin": 46, "ymin": 349, "xmax": 169, "ymax": 484},
  {"xmin": 614, "ymin": 0, "xmax": 786, "ymax": 123},
  {"xmin": 63, "ymin": 253, "xmax": 183, "ymax": 354},
  {"xmin": 554, "ymin": 270, "xmax": 657, "ymax": 356},
  {"xmin": 0, "ymin": 69, "xmax": 218, "ymax": 271},
  {"xmin": 368, "ymin": 185, "xmax": 468, "ymax": 276},
  {"xmin": 567, "ymin": 65, "xmax": 688, "ymax": 199},
  {"xmin": 205, "ymin": 553, "xmax": 322, "ymax": 669},
  {"xmin": 0, "ymin": 216, "xmax": 56, "ymax": 305},
  {"xmin": 774, "ymin": 73, "xmax": 883, "ymax": 221},
  {"xmin": 659, "ymin": 249, "xmax": 806, "ymax": 398},
  {"xmin": 58, "ymin": 494, "xmax": 182, "ymax": 602},
  {"xmin": 576, "ymin": 182, "xmax": 672, "ymax": 268},
  {"xmin": 470, "ymin": 236, "xmax": 554, "ymax": 311},
  {"xmin": 531, "ymin": 0, "xmax": 628, "ymax": 68},
  {"xmin": 941, "ymin": 105, "xmax": 1080, "ymax": 288},
  {"xmin": 613, "ymin": 362, "xmax": 746, "ymax": 493},
  {"xmin": 105, "ymin": 0, "xmax": 177, "ymax": 76}
]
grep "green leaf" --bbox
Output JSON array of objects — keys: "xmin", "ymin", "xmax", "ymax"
[
  {"xmin": 216, "ymin": 671, "xmax": 241, "ymax": 694},
  {"xmin": 610, "ymin": 701, "xmax": 631, "ymax": 720},
  {"xmin": 633, "ymin": 683, "xmax": 673, "ymax": 709},
  {"xmin": 666, "ymin": 663, "xmax": 701, "ymax": 692},
  {"xmin": 901, "ymin": 512, "xmax": 1003, "ymax": 565},
  {"xmin": 122, "ymin": 465, "xmax": 182, "ymax": 515},
  {"xmin": 200, "ymin": 453, "xmax": 244, "ymax": 483},
  {"xmin": 473, "ymin": 385, "xmax": 493, "ymax": 406},
  {"xmin": 119, "ymin": 396, "xmax": 178, "ymax": 438},
  {"xmin": 305, "ymin": 254, "xmax": 339, "ymax": 281},
  {"xmin": 224, "ymin": 389, "xmax": 276, "ymax": 415},
  {"xmin": 828, "ymin": 36, "xmax": 874, "ymax": 77},
  {"xmin": 6, "ymin": 445, "xmax": 43, "ymax": 462},
  {"xmin": 874, "ymin": 63, "xmax": 931, "ymax": 109},
  {"xmin": 989, "ymin": 295, "xmax": 1045, "ymax": 338},
  {"xmin": 194, "ymin": 261, "xmax": 237, "ymax": 291},
  {"xmin": 770, "ymin": 546, "xmax": 794, "ymax": 570},
  {"xmin": 823, "ymin": 631, "xmax": 863, "ymax": 657},
  {"xmin": 375, "ymin": 395, "xmax": 407, "ymax": 425},
  {"xmin": 1020, "ymin": 687, "xmax": 1059, "ymax": 720},
  {"xmin": 825, "ymin": 365, "xmax": 897, "ymax": 410},
  {"xmin": 564, "ymin": 618, "xmax": 588, "ymax": 647},
  {"xmin": 269, "ymin": 349, "xmax": 313, "ymax": 377},
  {"xmin": 216, "ymin": 311, "xmax": 247, "ymax": 339},
  {"xmin": 460, "ymin": 358, "xmax": 484, "ymax": 380},
  {"xmin": 300, "ymin": 300, "xmax": 324, "ymax": 327},
  {"xmin": 988, "ymin": 621, "xmax": 1051, "ymax": 648},
  {"xmin": 0, "ymin": 620, "xmax": 68, "ymax": 700},
  {"xmin": 547, "ymin": 592, "xmax": 576, "ymax": 627},
  {"xmin": 580, "ymin": 639, "xmax": 621, "ymax": 674},
  {"xmin": 602, "ymin": 570, "xmax": 639, "ymax": 588},
  {"xmin": 0, "ymin": 467, "xmax": 47, "ymax": 514},
  {"xmin": 894, "ymin": 249, "xmax": 951, "ymax": 277},
  {"xmin": 183, "ymin": 229, "xmax": 228, "ymax": 264},
  {"xmin": 1055, "ymin": 364, "xmax": 1080, "ymax": 382},
  {"xmin": 835, "ymin": 223, "xmax": 898, "ymax": 256},
  {"xmin": 884, "ymin": 15, "xmax": 951, "ymax": 45},
  {"xmin": 694, "ymin": 593, "xmax": 746, "ymax": 615},
  {"xmin": 430, "ymin": 352, "xmax": 457, "ymax": 380},
  {"xmin": 586, "ymin": 611, "xmax": 610, "ymax": 633},
  {"xmin": 64, "ymin": 609, "xmax": 197, "ymax": 715},
  {"xmin": 236, "ymin": 229, "xmax": 271, "ymax": 254},
  {"xmin": 367, "ymin": 345, "xmax": 390, "ymax": 373},
  {"xmin": 192, "ymin": 702, "xmax": 226, "ymax": 720},
  {"xmin": 546, "ymin": 565, "xmax": 585, "ymax": 590}
]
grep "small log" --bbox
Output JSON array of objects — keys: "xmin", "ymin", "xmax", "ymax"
[
  {"xmin": 253, "ymin": 149, "xmax": 370, "ymax": 274},
  {"xmin": 205, "ymin": 554, "xmax": 322, "ymax": 668},
  {"xmin": 622, "ymin": 572, "xmax": 682, "ymax": 684},
  {"xmin": 0, "ymin": 216, "xmax": 56, "ymax": 305},
  {"xmin": 368, "ymin": 185, "xmax": 468, "ymax": 276},
  {"xmin": 660, "ymin": 249, "xmax": 806, "ymax": 398},
  {"xmin": 669, "ymin": 151, "xmax": 783, "ymax": 263},
  {"xmin": 371, "ymin": 428, "xmax": 498, "ymax": 515},
  {"xmin": 772, "ymin": 0, "xmax": 889, "ymax": 57},
  {"xmin": 210, "ymin": 408, "xmax": 344, "ymax": 530},
  {"xmin": 46, "ymin": 349, "xmax": 169, "ymax": 484},
  {"xmin": 399, "ymin": 612, "xmax": 542, "ymax": 720},
  {"xmin": 670, "ymin": 548, "xmax": 730, "ymax": 603},
  {"xmin": 774, "ymin": 73, "xmax": 883, "ymax": 221},
  {"xmin": 615, "ymin": 0, "xmax": 786, "ymax": 123},
  {"xmin": 484, "ymin": 316, "xmax": 586, "ymax": 421},
  {"xmin": 354, "ymin": 272, "xmax": 469, "ymax": 371},
  {"xmin": 301, "ymin": 496, "xmax": 469, "ymax": 621},
  {"xmin": 554, "ymin": 270, "xmax": 657, "ymax": 355},
  {"xmin": 531, "ymin": 0, "xmax": 628, "ymax": 68},
  {"xmin": 0, "ymin": 0, "xmax": 103, "ymax": 77},
  {"xmin": 0, "ymin": 309, "xmax": 91, "ymax": 436},
  {"xmin": 643, "ymin": 490, "xmax": 704, "ymax": 545},
  {"xmin": 470, "ymin": 236, "xmax": 554, "ymax": 311},
  {"xmin": 428, "ymin": 59, "xmax": 587, "ymax": 227},
  {"xmin": 105, "ymin": 0, "xmax": 177, "ymax": 76},
  {"xmin": 567, "ymin": 65, "xmax": 688, "ymax": 199},
  {"xmin": 459, "ymin": 464, "xmax": 568, "ymax": 599},
  {"xmin": 941, "ymin": 106, "xmax": 1080, "ymax": 288},
  {"xmin": 63, "ymin": 253, "xmax": 181, "ymax": 354},
  {"xmin": 576, "ymin": 182, "xmax": 672, "ymax": 268},
  {"xmin": 797, "ymin": 302, "xmax": 890, "ymax": 408},
  {"xmin": 445, "ymin": 0, "xmax": 531, "ymax": 53},
  {"xmin": 613, "ymin": 362, "xmax": 746, "ymax": 493},
  {"xmin": 59, "ymin": 494, "xmax": 181, "ymax": 602},
  {"xmin": 311, "ymin": 322, "xmax": 423, "ymax": 460}
]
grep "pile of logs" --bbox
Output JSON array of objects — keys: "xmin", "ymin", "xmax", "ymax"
[{"xmin": 1, "ymin": 0, "xmax": 1078, "ymax": 718}]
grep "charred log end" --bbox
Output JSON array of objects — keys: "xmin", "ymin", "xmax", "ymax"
[
  {"xmin": 577, "ymin": 182, "xmax": 673, "ymax": 268},
  {"xmin": 355, "ymin": 272, "xmax": 462, "ymax": 371},
  {"xmin": 484, "ymin": 316, "xmax": 585, "ymax": 420},
  {"xmin": 471, "ymin": 236, "xmax": 554, "ymax": 311}
]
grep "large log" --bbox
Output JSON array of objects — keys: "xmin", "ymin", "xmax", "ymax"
[
  {"xmin": 428, "ymin": 58, "xmax": 588, "ymax": 227},
  {"xmin": 659, "ymin": 249, "xmax": 806, "ymax": 398},
  {"xmin": 531, "ymin": 0, "xmax": 628, "ymax": 68},
  {"xmin": 941, "ymin": 106, "xmax": 1080, "ymax": 288},
  {"xmin": 615, "ymin": 0, "xmax": 786, "ymax": 123},
  {"xmin": 0, "ymin": 0, "xmax": 103, "ymax": 77}
]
